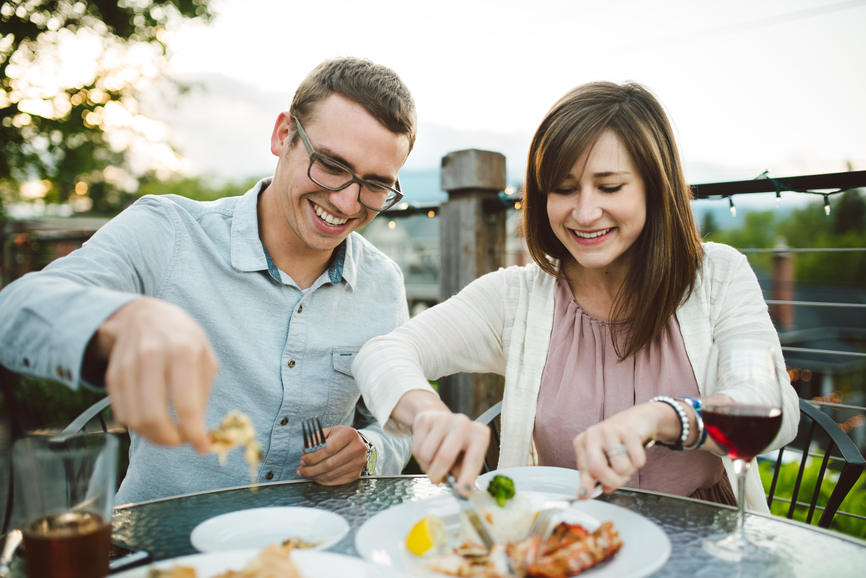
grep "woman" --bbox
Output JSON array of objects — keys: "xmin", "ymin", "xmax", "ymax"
[{"xmin": 353, "ymin": 81, "xmax": 799, "ymax": 512}]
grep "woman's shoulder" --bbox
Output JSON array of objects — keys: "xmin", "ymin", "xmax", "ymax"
[
  {"xmin": 480, "ymin": 262, "xmax": 557, "ymax": 290},
  {"xmin": 701, "ymin": 241, "xmax": 747, "ymax": 271}
]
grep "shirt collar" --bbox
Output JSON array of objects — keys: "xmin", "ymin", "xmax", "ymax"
[{"xmin": 230, "ymin": 177, "xmax": 353, "ymax": 287}]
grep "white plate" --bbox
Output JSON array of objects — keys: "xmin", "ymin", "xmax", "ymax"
[
  {"xmin": 355, "ymin": 491, "xmax": 670, "ymax": 578},
  {"xmin": 190, "ymin": 507, "xmax": 349, "ymax": 553},
  {"xmin": 115, "ymin": 549, "xmax": 409, "ymax": 578},
  {"xmin": 477, "ymin": 466, "xmax": 603, "ymax": 499}
]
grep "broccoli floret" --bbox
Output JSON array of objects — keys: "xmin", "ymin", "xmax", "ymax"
[{"xmin": 486, "ymin": 475, "xmax": 515, "ymax": 507}]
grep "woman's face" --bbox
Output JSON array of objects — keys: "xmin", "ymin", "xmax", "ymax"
[{"xmin": 546, "ymin": 130, "xmax": 647, "ymax": 276}]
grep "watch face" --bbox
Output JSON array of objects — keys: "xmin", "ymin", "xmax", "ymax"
[{"xmin": 368, "ymin": 447, "xmax": 377, "ymax": 474}]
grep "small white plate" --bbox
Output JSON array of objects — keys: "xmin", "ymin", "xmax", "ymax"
[
  {"xmin": 190, "ymin": 507, "xmax": 349, "ymax": 553},
  {"xmin": 477, "ymin": 466, "xmax": 603, "ymax": 499},
  {"xmin": 114, "ymin": 549, "xmax": 409, "ymax": 578}
]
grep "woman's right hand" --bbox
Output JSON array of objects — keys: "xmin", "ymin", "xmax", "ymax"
[{"xmin": 410, "ymin": 409, "xmax": 491, "ymax": 492}]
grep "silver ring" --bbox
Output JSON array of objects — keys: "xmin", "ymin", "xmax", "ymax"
[{"xmin": 605, "ymin": 444, "xmax": 628, "ymax": 458}]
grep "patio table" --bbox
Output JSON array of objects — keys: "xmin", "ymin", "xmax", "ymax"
[{"xmin": 8, "ymin": 474, "xmax": 866, "ymax": 576}]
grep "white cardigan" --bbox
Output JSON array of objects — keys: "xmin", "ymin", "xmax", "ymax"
[{"xmin": 354, "ymin": 242, "xmax": 800, "ymax": 512}]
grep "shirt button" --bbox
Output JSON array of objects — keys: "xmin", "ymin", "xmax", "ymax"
[
  {"xmin": 287, "ymin": 360, "xmax": 295, "ymax": 368},
  {"xmin": 265, "ymin": 471, "xmax": 274, "ymax": 480},
  {"xmin": 298, "ymin": 305, "xmax": 303, "ymax": 313},
  {"xmin": 280, "ymin": 417, "xmax": 288, "ymax": 426}
]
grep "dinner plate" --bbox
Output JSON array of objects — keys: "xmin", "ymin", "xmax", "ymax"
[
  {"xmin": 477, "ymin": 466, "xmax": 603, "ymax": 499},
  {"xmin": 189, "ymin": 507, "xmax": 350, "ymax": 553},
  {"xmin": 114, "ymin": 549, "xmax": 410, "ymax": 577},
  {"xmin": 355, "ymin": 491, "xmax": 670, "ymax": 578}
]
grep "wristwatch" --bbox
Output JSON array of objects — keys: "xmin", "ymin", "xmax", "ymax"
[{"xmin": 357, "ymin": 431, "xmax": 377, "ymax": 476}]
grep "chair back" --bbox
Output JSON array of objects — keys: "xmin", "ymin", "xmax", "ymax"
[
  {"xmin": 766, "ymin": 398, "xmax": 866, "ymax": 529},
  {"xmin": 475, "ymin": 400, "xmax": 502, "ymax": 474}
]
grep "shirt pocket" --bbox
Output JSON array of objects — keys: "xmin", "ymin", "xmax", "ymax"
[{"xmin": 324, "ymin": 346, "xmax": 362, "ymax": 426}]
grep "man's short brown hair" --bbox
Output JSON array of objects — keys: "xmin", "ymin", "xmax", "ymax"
[{"xmin": 290, "ymin": 57, "xmax": 417, "ymax": 152}]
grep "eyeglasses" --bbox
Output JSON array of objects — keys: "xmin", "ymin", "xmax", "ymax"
[{"xmin": 293, "ymin": 116, "xmax": 403, "ymax": 212}]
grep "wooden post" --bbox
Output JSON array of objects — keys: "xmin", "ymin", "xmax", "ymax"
[{"xmin": 438, "ymin": 149, "xmax": 507, "ymax": 418}]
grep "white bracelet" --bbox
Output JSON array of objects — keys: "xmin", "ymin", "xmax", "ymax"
[{"xmin": 648, "ymin": 395, "xmax": 689, "ymax": 452}]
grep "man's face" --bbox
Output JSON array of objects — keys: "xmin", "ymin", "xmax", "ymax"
[{"xmin": 268, "ymin": 94, "xmax": 410, "ymax": 257}]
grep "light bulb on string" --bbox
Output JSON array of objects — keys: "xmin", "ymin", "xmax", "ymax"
[
  {"xmin": 775, "ymin": 190, "xmax": 781, "ymax": 207},
  {"xmin": 729, "ymin": 196, "xmax": 736, "ymax": 217},
  {"xmin": 824, "ymin": 194, "xmax": 830, "ymax": 216}
]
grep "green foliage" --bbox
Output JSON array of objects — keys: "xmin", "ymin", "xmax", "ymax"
[
  {"xmin": 759, "ymin": 458, "xmax": 866, "ymax": 539},
  {"xmin": 1, "ymin": 0, "xmax": 214, "ymax": 211},
  {"xmin": 704, "ymin": 191, "xmax": 866, "ymax": 287},
  {"xmin": 136, "ymin": 175, "xmax": 260, "ymax": 203},
  {"xmin": 5, "ymin": 374, "xmax": 105, "ymax": 433}
]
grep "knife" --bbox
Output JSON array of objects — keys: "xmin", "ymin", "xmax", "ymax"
[
  {"xmin": 0, "ymin": 529, "xmax": 22, "ymax": 578},
  {"xmin": 446, "ymin": 476, "xmax": 496, "ymax": 549}
]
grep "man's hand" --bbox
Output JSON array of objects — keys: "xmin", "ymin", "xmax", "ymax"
[
  {"xmin": 296, "ymin": 425, "xmax": 367, "ymax": 485},
  {"xmin": 93, "ymin": 298, "xmax": 218, "ymax": 453}
]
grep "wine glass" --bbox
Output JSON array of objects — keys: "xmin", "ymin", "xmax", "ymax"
[{"xmin": 701, "ymin": 342, "xmax": 783, "ymax": 562}]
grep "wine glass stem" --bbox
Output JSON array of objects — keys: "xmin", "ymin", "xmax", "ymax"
[{"xmin": 734, "ymin": 458, "xmax": 749, "ymax": 539}]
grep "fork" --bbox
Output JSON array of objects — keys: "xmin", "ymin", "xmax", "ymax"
[
  {"xmin": 529, "ymin": 440, "xmax": 656, "ymax": 546},
  {"xmin": 301, "ymin": 417, "xmax": 327, "ymax": 452}
]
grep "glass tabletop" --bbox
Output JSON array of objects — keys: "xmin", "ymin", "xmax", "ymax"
[{"xmin": 9, "ymin": 475, "xmax": 866, "ymax": 576}]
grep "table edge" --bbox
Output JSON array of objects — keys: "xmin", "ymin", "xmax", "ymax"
[{"xmin": 113, "ymin": 474, "xmax": 429, "ymax": 510}]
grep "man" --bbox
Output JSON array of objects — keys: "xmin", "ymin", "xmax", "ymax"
[{"xmin": 0, "ymin": 57, "xmax": 416, "ymax": 503}]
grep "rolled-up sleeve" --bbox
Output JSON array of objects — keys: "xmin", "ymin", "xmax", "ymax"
[{"xmin": 0, "ymin": 197, "xmax": 179, "ymax": 388}]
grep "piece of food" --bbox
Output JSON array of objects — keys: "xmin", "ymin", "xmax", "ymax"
[
  {"xmin": 148, "ymin": 568, "xmax": 196, "ymax": 578},
  {"xmin": 526, "ymin": 521, "xmax": 623, "ymax": 578},
  {"xmin": 406, "ymin": 515, "xmax": 449, "ymax": 557},
  {"xmin": 486, "ymin": 475, "xmax": 516, "ymax": 507},
  {"xmin": 147, "ymin": 543, "xmax": 302, "ymax": 578},
  {"xmin": 427, "ymin": 520, "xmax": 622, "ymax": 578},
  {"xmin": 280, "ymin": 537, "xmax": 319, "ymax": 549},
  {"xmin": 465, "ymin": 488, "xmax": 533, "ymax": 544},
  {"xmin": 209, "ymin": 410, "xmax": 263, "ymax": 486}
]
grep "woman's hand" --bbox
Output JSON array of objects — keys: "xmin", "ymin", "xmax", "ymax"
[
  {"xmin": 573, "ymin": 402, "xmax": 674, "ymax": 499},
  {"xmin": 391, "ymin": 390, "xmax": 491, "ymax": 494},
  {"xmin": 411, "ymin": 410, "xmax": 491, "ymax": 492}
]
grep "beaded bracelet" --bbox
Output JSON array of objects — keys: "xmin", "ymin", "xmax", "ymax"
[
  {"xmin": 678, "ymin": 396, "xmax": 708, "ymax": 450},
  {"xmin": 648, "ymin": 395, "xmax": 689, "ymax": 452}
]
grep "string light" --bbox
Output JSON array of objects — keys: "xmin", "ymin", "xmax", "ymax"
[
  {"xmin": 824, "ymin": 194, "xmax": 831, "ymax": 216},
  {"xmin": 729, "ymin": 197, "xmax": 736, "ymax": 217},
  {"xmin": 775, "ymin": 190, "xmax": 781, "ymax": 207}
]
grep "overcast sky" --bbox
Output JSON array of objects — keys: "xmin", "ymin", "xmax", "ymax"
[{"xmin": 151, "ymin": 0, "xmax": 866, "ymax": 191}]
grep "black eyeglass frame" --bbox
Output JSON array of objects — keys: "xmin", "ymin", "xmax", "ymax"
[{"xmin": 292, "ymin": 115, "xmax": 403, "ymax": 212}]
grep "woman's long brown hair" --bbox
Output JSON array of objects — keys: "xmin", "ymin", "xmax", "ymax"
[{"xmin": 523, "ymin": 81, "xmax": 703, "ymax": 360}]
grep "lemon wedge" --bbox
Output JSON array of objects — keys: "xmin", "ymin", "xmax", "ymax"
[{"xmin": 406, "ymin": 515, "xmax": 448, "ymax": 557}]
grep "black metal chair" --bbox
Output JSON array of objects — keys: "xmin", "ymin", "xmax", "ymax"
[
  {"xmin": 475, "ymin": 400, "xmax": 502, "ymax": 474},
  {"xmin": 766, "ymin": 398, "xmax": 866, "ymax": 529}
]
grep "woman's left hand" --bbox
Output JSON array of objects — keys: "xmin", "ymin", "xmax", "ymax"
[{"xmin": 572, "ymin": 402, "xmax": 671, "ymax": 499}]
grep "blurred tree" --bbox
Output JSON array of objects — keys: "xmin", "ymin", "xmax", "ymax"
[
  {"xmin": 0, "ymin": 0, "xmax": 214, "ymax": 215},
  {"xmin": 700, "ymin": 210, "xmax": 718, "ymax": 238},
  {"xmin": 833, "ymin": 188, "xmax": 866, "ymax": 236},
  {"xmin": 136, "ymin": 174, "xmax": 260, "ymax": 202}
]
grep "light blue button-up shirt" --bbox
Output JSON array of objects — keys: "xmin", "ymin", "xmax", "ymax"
[{"xmin": 0, "ymin": 179, "xmax": 412, "ymax": 503}]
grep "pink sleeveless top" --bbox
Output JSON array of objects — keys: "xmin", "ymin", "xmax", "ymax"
[{"xmin": 534, "ymin": 279, "xmax": 734, "ymax": 503}]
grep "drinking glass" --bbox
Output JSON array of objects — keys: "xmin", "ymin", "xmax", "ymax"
[
  {"xmin": 701, "ymin": 342, "xmax": 783, "ymax": 562},
  {"xmin": 12, "ymin": 433, "xmax": 118, "ymax": 578}
]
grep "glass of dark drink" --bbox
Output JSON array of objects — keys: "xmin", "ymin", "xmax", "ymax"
[
  {"xmin": 12, "ymin": 433, "xmax": 118, "ymax": 578},
  {"xmin": 701, "ymin": 343, "xmax": 783, "ymax": 562}
]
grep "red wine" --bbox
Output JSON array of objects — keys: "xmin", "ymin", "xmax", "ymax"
[
  {"xmin": 22, "ymin": 511, "xmax": 111, "ymax": 578},
  {"xmin": 703, "ymin": 404, "xmax": 782, "ymax": 461}
]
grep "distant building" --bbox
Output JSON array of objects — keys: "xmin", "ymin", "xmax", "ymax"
[{"xmin": 362, "ymin": 210, "xmax": 528, "ymax": 316}]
